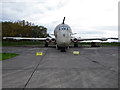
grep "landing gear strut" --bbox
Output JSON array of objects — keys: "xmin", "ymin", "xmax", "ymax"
[
  {"xmin": 56, "ymin": 45, "xmax": 60, "ymax": 50},
  {"xmin": 60, "ymin": 47, "xmax": 66, "ymax": 52},
  {"xmin": 45, "ymin": 42, "xmax": 48, "ymax": 47},
  {"xmin": 74, "ymin": 43, "xmax": 78, "ymax": 47}
]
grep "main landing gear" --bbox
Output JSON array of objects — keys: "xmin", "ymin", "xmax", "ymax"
[
  {"xmin": 60, "ymin": 47, "xmax": 66, "ymax": 52},
  {"xmin": 74, "ymin": 43, "xmax": 78, "ymax": 47},
  {"xmin": 56, "ymin": 45, "xmax": 60, "ymax": 50},
  {"xmin": 45, "ymin": 42, "xmax": 48, "ymax": 47}
]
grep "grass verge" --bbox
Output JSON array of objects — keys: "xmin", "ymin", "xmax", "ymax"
[
  {"xmin": 0, "ymin": 53, "xmax": 19, "ymax": 61},
  {"xmin": 2, "ymin": 41, "xmax": 44, "ymax": 46},
  {"xmin": 72, "ymin": 42, "xmax": 119, "ymax": 46}
]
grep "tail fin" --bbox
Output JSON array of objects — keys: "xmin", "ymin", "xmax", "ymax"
[{"xmin": 62, "ymin": 17, "xmax": 65, "ymax": 24}]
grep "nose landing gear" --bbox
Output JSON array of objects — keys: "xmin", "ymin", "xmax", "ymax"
[
  {"xmin": 60, "ymin": 47, "xmax": 66, "ymax": 52},
  {"xmin": 56, "ymin": 45, "xmax": 66, "ymax": 52}
]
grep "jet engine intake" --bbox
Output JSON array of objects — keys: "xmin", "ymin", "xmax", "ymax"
[
  {"xmin": 72, "ymin": 38, "xmax": 78, "ymax": 42},
  {"xmin": 46, "ymin": 38, "xmax": 50, "ymax": 42},
  {"xmin": 101, "ymin": 38, "xmax": 107, "ymax": 41},
  {"xmin": 51, "ymin": 38, "xmax": 56, "ymax": 42}
]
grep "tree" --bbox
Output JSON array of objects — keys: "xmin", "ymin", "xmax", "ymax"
[{"xmin": 2, "ymin": 20, "xmax": 49, "ymax": 38}]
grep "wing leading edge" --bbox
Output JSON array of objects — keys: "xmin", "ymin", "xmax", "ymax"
[
  {"xmin": 75, "ymin": 37, "xmax": 118, "ymax": 41},
  {"xmin": 3, "ymin": 37, "xmax": 51, "ymax": 41}
]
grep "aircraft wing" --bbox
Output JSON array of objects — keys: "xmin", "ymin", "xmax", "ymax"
[
  {"xmin": 72, "ymin": 37, "xmax": 118, "ymax": 42},
  {"xmin": 3, "ymin": 37, "xmax": 48, "ymax": 41},
  {"xmin": 3, "ymin": 37, "xmax": 57, "ymax": 43},
  {"xmin": 79, "ymin": 38, "xmax": 118, "ymax": 41}
]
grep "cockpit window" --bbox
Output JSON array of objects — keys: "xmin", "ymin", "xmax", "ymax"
[
  {"xmin": 55, "ymin": 25, "xmax": 71, "ymax": 33},
  {"xmin": 59, "ymin": 26, "xmax": 69, "ymax": 30}
]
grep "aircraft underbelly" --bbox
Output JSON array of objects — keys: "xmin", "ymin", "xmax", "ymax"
[{"xmin": 56, "ymin": 30, "xmax": 71, "ymax": 47}]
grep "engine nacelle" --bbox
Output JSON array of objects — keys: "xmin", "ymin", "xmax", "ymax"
[
  {"xmin": 101, "ymin": 38, "xmax": 107, "ymax": 41},
  {"xmin": 72, "ymin": 38, "xmax": 78, "ymax": 42},
  {"xmin": 46, "ymin": 38, "xmax": 56, "ymax": 43},
  {"xmin": 46, "ymin": 38, "xmax": 50, "ymax": 43},
  {"xmin": 51, "ymin": 38, "xmax": 56, "ymax": 43}
]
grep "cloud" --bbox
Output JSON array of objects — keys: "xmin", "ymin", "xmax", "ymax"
[
  {"xmin": 81, "ymin": 31, "xmax": 105, "ymax": 34},
  {"xmin": 1, "ymin": 0, "xmax": 119, "ymax": 39},
  {"xmin": 93, "ymin": 26, "xmax": 118, "ymax": 31},
  {"xmin": 2, "ymin": 2, "xmax": 47, "ymax": 21}
]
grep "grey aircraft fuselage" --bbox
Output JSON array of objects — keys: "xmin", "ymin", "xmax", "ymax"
[{"xmin": 54, "ymin": 23, "xmax": 72, "ymax": 48}]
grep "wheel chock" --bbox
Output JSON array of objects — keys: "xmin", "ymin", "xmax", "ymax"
[
  {"xmin": 73, "ymin": 51, "xmax": 79, "ymax": 55},
  {"xmin": 36, "ymin": 52, "xmax": 43, "ymax": 56}
]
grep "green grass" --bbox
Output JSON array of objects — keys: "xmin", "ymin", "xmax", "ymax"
[
  {"xmin": 100, "ymin": 42, "xmax": 119, "ymax": 46},
  {"xmin": 2, "ymin": 41, "xmax": 44, "ymax": 46},
  {"xmin": 71, "ymin": 42, "xmax": 119, "ymax": 46},
  {"xmin": 0, "ymin": 53, "xmax": 19, "ymax": 61},
  {"xmin": 79, "ymin": 42, "xmax": 119, "ymax": 46}
]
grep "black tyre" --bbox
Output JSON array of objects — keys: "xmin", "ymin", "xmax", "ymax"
[
  {"xmin": 74, "ymin": 43, "xmax": 78, "ymax": 47},
  {"xmin": 45, "ymin": 43, "xmax": 48, "ymax": 47},
  {"xmin": 57, "ymin": 45, "xmax": 60, "ymax": 50},
  {"xmin": 60, "ymin": 47, "xmax": 66, "ymax": 52}
]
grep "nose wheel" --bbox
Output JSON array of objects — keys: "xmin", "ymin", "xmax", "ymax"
[{"xmin": 60, "ymin": 47, "xmax": 66, "ymax": 52}]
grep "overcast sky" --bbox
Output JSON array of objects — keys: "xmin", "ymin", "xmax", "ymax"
[{"xmin": 1, "ymin": 0, "xmax": 119, "ymax": 41}]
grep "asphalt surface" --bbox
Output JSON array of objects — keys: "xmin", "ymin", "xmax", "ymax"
[{"xmin": 2, "ymin": 45, "xmax": 118, "ymax": 88}]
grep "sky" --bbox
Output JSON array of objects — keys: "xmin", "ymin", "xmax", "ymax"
[{"xmin": 1, "ymin": 0, "xmax": 120, "ymax": 42}]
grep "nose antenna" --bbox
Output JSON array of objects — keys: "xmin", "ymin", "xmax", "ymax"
[{"xmin": 62, "ymin": 17, "xmax": 65, "ymax": 24}]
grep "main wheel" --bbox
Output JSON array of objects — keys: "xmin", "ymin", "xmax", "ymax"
[
  {"xmin": 60, "ymin": 47, "xmax": 66, "ymax": 52},
  {"xmin": 74, "ymin": 43, "xmax": 78, "ymax": 47},
  {"xmin": 45, "ymin": 43, "xmax": 48, "ymax": 47}
]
